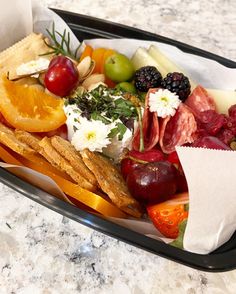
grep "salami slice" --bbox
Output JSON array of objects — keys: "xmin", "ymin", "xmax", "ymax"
[
  {"xmin": 159, "ymin": 103, "xmax": 197, "ymax": 154},
  {"xmin": 185, "ymin": 85, "xmax": 216, "ymax": 119},
  {"xmin": 132, "ymin": 88, "xmax": 159, "ymax": 151}
]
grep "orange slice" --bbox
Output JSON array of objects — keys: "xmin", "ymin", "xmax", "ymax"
[
  {"xmin": 0, "ymin": 144, "xmax": 126, "ymax": 218},
  {"xmin": 92, "ymin": 48, "xmax": 106, "ymax": 73},
  {"xmin": 0, "ymin": 76, "xmax": 66, "ymax": 132},
  {"xmin": 79, "ymin": 44, "xmax": 93, "ymax": 61}
]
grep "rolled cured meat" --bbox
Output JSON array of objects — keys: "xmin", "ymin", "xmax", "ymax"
[
  {"xmin": 185, "ymin": 85, "xmax": 216, "ymax": 119},
  {"xmin": 159, "ymin": 103, "xmax": 197, "ymax": 154},
  {"xmin": 132, "ymin": 88, "xmax": 159, "ymax": 151}
]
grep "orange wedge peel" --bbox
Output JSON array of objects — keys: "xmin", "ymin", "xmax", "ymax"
[
  {"xmin": 0, "ymin": 76, "xmax": 66, "ymax": 132},
  {"xmin": 0, "ymin": 143, "xmax": 126, "ymax": 218}
]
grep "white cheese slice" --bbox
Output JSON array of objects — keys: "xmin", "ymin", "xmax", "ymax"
[{"xmin": 207, "ymin": 88, "xmax": 236, "ymax": 114}]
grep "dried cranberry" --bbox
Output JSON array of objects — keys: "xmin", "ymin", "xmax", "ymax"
[
  {"xmin": 217, "ymin": 128, "xmax": 235, "ymax": 145},
  {"xmin": 198, "ymin": 110, "xmax": 216, "ymax": 123},
  {"xmin": 229, "ymin": 104, "xmax": 236, "ymax": 119},
  {"xmin": 198, "ymin": 110, "xmax": 225, "ymax": 135},
  {"xmin": 223, "ymin": 117, "xmax": 236, "ymax": 135}
]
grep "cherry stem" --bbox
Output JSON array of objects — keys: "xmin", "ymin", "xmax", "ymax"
[
  {"xmin": 137, "ymin": 107, "xmax": 144, "ymax": 152},
  {"xmin": 128, "ymin": 155, "xmax": 147, "ymax": 164}
]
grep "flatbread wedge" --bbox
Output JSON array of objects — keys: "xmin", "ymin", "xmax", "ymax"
[
  {"xmin": 38, "ymin": 137, "xmax": 97, "ymax": 192},
  {"xmin": 0, "ymin": 122, "xmax": 35, "ymax": 157},
  {"xmin": 51, "ymin": 135, "xmax": 98, "ymax": 187},
  {"xmin": 80, "ymin": 149, "xmax": 143, "ymax": 218},
  {"xmin": 15, "ymin": 129, "xmax": 45, "ymax": 154}
]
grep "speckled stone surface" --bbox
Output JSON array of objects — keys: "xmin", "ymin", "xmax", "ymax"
[{"xmin": 0, "ymin": 0, "xmax": 236, "ymax": 293}]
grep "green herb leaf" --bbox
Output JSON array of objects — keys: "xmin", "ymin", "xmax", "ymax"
[
  {"xmin": 108, "ymin": 122, "xmax": 127, "ymax": 141},
  {"xmin": 39, "ymin": 22, "xmax": 81, "ymax": 60},
  {"xmin": 68, "ymin": 85, "xmax": 138, "ymax": 123},
  {"xmin": 184, "ymin": 203, "xmax": 189, "ymax": 212},
  {"xmin": 91, "ymin": 112, "xmax": 111, "ymax": 124},
  {"xmin": 108, "ymin": 127, "xmax": 120, "ymax": 139},
  {"xmin": 170, "ymin": 219, "xmax": 187, "ymax": 249},
  {"xmin": 117, "ymin": 123, "xmax": 127, "ymax": 140}
]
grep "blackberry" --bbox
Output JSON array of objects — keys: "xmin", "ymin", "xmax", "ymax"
[
  {"xmin": 161, "ymin": 72, "xmax": 191, "ymax": 101},
  {"xmin": 134, "ymin": 66, "xmax": 162, "ymax": 92}
]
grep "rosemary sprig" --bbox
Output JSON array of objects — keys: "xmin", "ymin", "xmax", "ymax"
[{"xmin": 40, "ymin": 22, "xmax": 81, "ymax": 60}]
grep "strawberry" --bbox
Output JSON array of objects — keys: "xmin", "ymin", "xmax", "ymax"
[{"xmin": 147, "ymin": 192, "xmax": 189, "ymax": 239}]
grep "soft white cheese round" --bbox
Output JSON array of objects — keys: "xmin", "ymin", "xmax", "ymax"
[
  {"xmin": 64, "ymin": 103, "xmax": 134, "ymax": 161},
  {"xmin": 102, "ymin": 119, "xmax": 133, "ymax": 161},
  {"xmin": 63, "ymin": 104, "xmax": 81, "ymax": 141}
]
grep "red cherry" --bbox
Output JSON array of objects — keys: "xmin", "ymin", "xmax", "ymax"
[
  {"xmin": 167, "ymin": 151, "xmax": 180, "ymax": 165},
  {"xmin": 44, "ymin": 56, "xmax": 79, "ymax": 97},
  {"xmin": 129, "ymin": 149, "xmax": 165, "ymax": 162},
  {"xmin": 121, "ymin": 149, "xmax": 165, "ymax": 180},
  {"xmin": 126, "ymin": 161, "xmax": 178, "ymax": 204},
  {"xmin": 176, "ymin": 172, "xmax": 188, "ymax": 193},
  {"xmin": 167, "ymin": 152, "xmax": 188, "ymax": 192},
  {"xmin": 120, "ymin": 158, "xmax": 140, "ymax": 181}
]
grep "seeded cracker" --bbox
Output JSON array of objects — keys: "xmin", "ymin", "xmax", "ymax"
[
  {"xmin": 15, "ymin": 129, "xmax": 45, "ymax": 154},
  {"xmin": 38, "ymin": 137, "xmax": 97, "ymax": 192},
  {"xmin": 0, "ymin": 123, "xmax": 35, "ymax": 157},
  {"xmin": 50, "ymin": 136, "xmax": 98, "ymax": 187},
  {"xmin": 80, "ymin": 149, "xmax": 143, "ymax": 218}
]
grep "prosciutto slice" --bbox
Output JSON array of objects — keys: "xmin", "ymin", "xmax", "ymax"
[
  {"xmin": 185, "ymin": 85, "xmax": 216, "ymax": 120},
  {"xmin": 159, "ymin": 103, "xmax": 197, "ymax": 154},
  {"xmin": 132, "ymin": 89, "xmax": 159, "ymax": 151}
]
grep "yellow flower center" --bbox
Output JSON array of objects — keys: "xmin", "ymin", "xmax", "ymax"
[
  {"xmin": 161, "ymin": 96, "xmax": 169, "ymax": 106},
  {"xmin": 86, "ymin": 131, "xmax": 96, "ymax": 140}
]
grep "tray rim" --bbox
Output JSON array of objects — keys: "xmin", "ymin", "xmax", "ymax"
[
  {"xmin": 52, "ymin": 8, "xmax": 236, "ymax": 68},
  {"xmin": 2, "ymin": 166, "xmax": 236, "ymax": 273},
  {"xmin": 1, "ymin": 8, "xmax": 236, "ymax": 273}
]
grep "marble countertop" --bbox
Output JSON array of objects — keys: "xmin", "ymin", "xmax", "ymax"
[{"xmin": 1, "ymin": 0, "xmax": 236, "ymax": 293}]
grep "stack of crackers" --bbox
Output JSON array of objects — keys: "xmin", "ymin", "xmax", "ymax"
[{"xmin": 0, "ymin": 123, "xmax": 143, "ymax": 218}]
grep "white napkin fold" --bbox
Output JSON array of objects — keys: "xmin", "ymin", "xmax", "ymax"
[
  {"xmin": 177, "ymin": 146, "xmax": 236, "ymax": 254},
  {"xmin": 0, "ymin": 0, "xmax": 32, "ymax": 51}
]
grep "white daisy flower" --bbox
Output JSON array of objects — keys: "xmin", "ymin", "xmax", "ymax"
[
  {"xmin": 71, "ymin": 117, "xmax": 112, "ymax": 152},
  {"xmin": 148, "ymin": 89, "xmax": 181, "ymax": 118}
]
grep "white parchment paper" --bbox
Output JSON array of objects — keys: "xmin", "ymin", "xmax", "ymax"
[
  {"xmin": 1, "ymin": 0, "xmax": 236, "ymax": 253},
  {"xmin": 0, "ymin": 0, "xmax": 32, "ymax": 51},
  {"xmin": 177, "ymin": 147, "xmax": 236, "ymax": 254}
]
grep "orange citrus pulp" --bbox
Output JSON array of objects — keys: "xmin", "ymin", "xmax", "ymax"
[{"xmin": 0, "ymin": 76, "xmax": 66, "ymax": 132}]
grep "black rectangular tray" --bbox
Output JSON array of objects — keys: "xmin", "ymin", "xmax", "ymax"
[{"xmin": 1, "ymin": 8, "xmax": 236, "ymax": 272}]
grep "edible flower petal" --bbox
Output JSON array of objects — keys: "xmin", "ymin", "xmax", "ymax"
[
  {"xmin": 71, "ymin": 117, "xmax": 112, "ymax": 152},
  {"xmin": 148, "ymin": 89, "xmax": 181, "ymax": 118}
]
